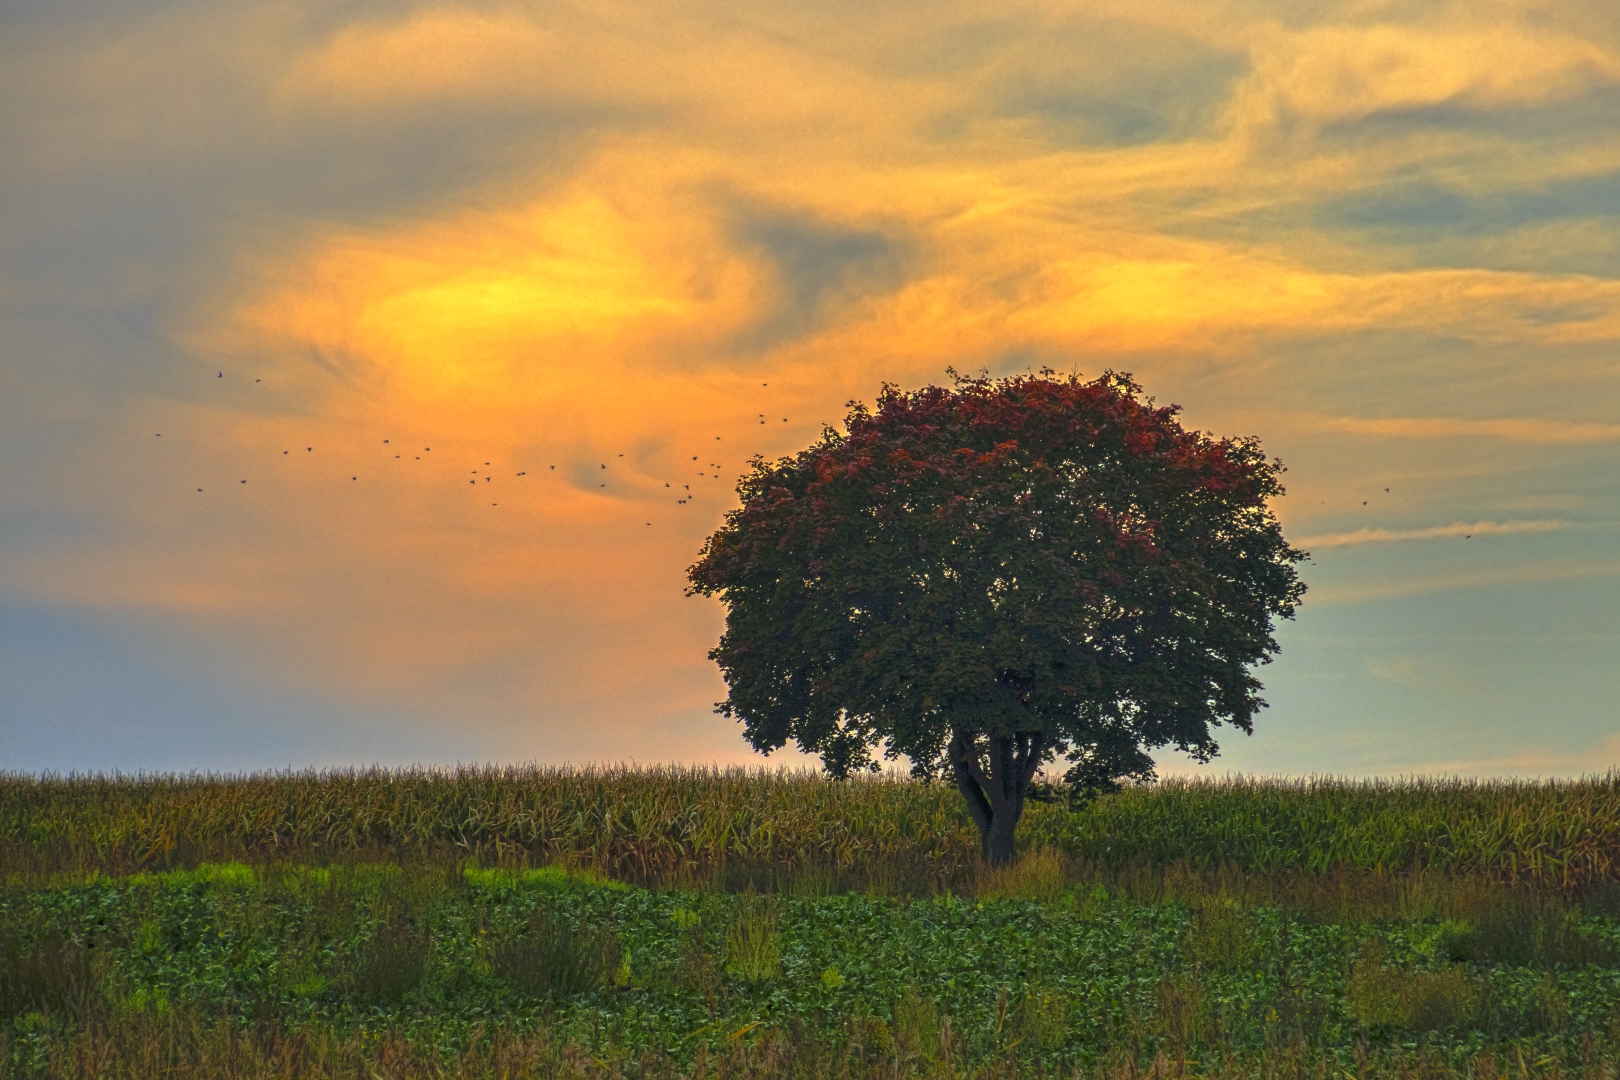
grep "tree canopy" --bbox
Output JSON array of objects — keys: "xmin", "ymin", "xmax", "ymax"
[{"xmin": 687, "ymin": 370, "xmax": 1307, "ymax": 863}]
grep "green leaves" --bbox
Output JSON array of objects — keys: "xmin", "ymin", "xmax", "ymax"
[
  {"xmin": 689, "ymin": 371, "xmax": 1306, "ymax": 824},
  {"xmin": 7, "ymin": 863, "xmax": 1620, "ymax": 1071}
]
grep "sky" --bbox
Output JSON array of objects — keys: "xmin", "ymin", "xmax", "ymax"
[{"xmin": 2, "ymin": 0, "xmax": 1617, "ymax": 779}]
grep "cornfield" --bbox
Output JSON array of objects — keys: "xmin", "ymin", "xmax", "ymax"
[{"xmin": 2, "ymin": 766, "xmax": 1618, "ymax": 887}]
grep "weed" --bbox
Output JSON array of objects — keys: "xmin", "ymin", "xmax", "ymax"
[
  {"xmin": 493, "ymin": 907, "xmax": 620, "ymax": 999},
  {"xmin": 1185, "ymin": 900, "xmax": 1255, "ymax": 974},
  {"xmin": 1013, "ymin": 985, "xmax": 1073, "ymax": 1051},
  {"xmin": 975, "ymin": 848, "xmax": 1067, "ymax": 902},
  {"xmin": 890, "ymin": 988, "xmax": 940, "ymax": 1062},
  {"xmin": 0, "ymin": 928, "xmax": 95, "ymax": 1022},
  {"xmin": 346, "ymin": 917, "xmax": 427, "ymax": 1005},
  {"xmin": 725, "ymin": 892, "xmax": 782, "ymax": 982},
  {"xmin": 1347, "ymin": 939, "xmax": 1479, "ymax": 1037}
]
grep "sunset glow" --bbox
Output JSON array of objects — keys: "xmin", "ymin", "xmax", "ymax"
[{"xmin": 3, "ymin": 0, "xmax": 1617, "ymax": 776}]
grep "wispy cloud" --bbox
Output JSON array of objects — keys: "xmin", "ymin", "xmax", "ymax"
[
  {"xmin": 1320, "ymin": 416, "xmax": 1620, "ymax": 444},
  {"xmin": 1298, "ymin": 519, "xmax": 1567, "ymax": 549},
  {"xmin": 1378, "ymin": 734, "xmax": 1620, "ymax": 780}
]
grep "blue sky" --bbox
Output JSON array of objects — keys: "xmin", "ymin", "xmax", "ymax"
[{"xmin": 2, "ymin": 0, "xmax": 1617, "ymax": 777}]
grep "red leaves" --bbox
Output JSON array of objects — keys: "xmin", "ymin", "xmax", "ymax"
[{"xmin": 686, "ymin": 368, "xmax": 1305, "ymax": 792}]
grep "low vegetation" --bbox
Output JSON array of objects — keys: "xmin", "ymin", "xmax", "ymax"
[{"xmin": 3, "ymin": 769, "xmax": 1620, "ymax": 1078}]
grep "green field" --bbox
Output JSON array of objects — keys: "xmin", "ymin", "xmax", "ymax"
[{"xmin": 3, "ymin": 769, "xmax": 1620, "ymax": 1079}]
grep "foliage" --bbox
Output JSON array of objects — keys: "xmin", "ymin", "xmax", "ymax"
[
  {"xmin": 687, "ymin": 370, "xmax": 1305, "ymax": 861},
  {"xmin": 4, "ymin": 852, "xmax": 1620, "ymax": 1079}
]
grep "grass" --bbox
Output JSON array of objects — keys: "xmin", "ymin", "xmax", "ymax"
[{"xmin": 3, "ymin": 768, "xmax": 1620, "ymax": 1078}]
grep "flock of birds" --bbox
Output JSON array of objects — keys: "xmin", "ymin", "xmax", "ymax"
[
  {"xmin": 156, "ymin": 371, "xmax": 1449, "ymax": 537},
  {"xmin": 155, "ymin": 372, "xmax": 800, "ymax": 528}
]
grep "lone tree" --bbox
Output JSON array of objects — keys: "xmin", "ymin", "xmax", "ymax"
[{"xmin": 687, "ymin": 370, "xmax": 1306, "ymax": 864}]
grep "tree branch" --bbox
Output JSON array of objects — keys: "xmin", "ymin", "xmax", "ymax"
[
  {"xmin": 949, "ymin": 730, "xmax": 993, "ymax": 837},
  {"xmin": 957, "ymin": 732, "xmax": 997, "ymax": 802}
]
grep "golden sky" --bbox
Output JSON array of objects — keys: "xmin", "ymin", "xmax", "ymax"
[{"xmin": 2, "ymin": 0, "xmax": 1618, "ymax": 775}]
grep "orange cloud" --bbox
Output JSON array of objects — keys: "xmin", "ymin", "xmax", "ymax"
[{"xmin": 7, "ymin": 0, "xmax": 1620, "ymax": 768}]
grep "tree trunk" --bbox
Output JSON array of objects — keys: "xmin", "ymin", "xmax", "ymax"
[
  {"xmin": 949, "ymin": 730, "xmax": 1047, "ymax": 866},
  {"xmin": 983, "ymin": 802, "xmax": 1019, "ymax": 865}
]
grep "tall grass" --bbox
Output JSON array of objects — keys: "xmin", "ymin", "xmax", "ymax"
[
  {"xmin": 3, "ymin": 767, "xmax": 1618, "ymax": 888},
  {"xmin": 7, "ymin": 1001, "xmax": 1614, "ymax": 1080}
]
